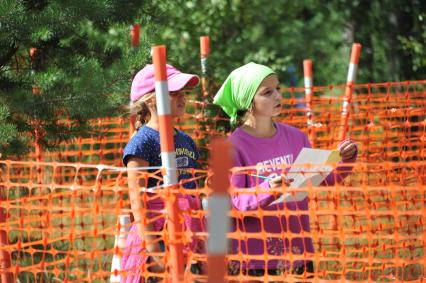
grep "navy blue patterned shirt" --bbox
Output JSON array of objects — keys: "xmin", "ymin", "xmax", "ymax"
[{"xmin": 123, "ymin": 126, "xmax": 199, "ymax": 189}]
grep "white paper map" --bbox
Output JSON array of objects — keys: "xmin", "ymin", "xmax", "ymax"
[{"xmin": 269, "ymin": 147, "xmax": 341, "ymax": 205}]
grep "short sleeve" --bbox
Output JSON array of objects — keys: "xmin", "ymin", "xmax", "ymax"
[{"xmin": 122, "ymin": 133, "xmax": 155, "ymax": 166}]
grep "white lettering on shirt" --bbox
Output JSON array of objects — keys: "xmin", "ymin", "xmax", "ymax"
[{"xmin": 256, "ymin": 154, "xmax": 293, "ymax": 174}]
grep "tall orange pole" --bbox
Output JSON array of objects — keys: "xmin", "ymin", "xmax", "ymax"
[
  {"xmin": 338, "ymin": 43, "xmax": 361, "ymax": 142},
  {"xmin": 303, "ymin": 59, "xmax": 316, "ymax": 147},
  {"xmin": 30, "ymin": 47, "xmax": 43, "ymax": 182},
  {"xmin": 208, "ymin": 139, "xmax": 232, "ymax": 283},
  {"xmin": 152, "ymin": 45, "xmax": 184, "ymax": 283},
  {"xmin": 129, "ymin": 24, "xmax": 140, "ymax": 138},
  {"xmin": 200, "ymin": 36, "xmax": 210, "ymax": 98}
]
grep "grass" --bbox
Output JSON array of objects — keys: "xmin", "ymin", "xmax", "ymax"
[{"xmin": 5, "ymin": 175, "xmax": 120, "ymax": 282}]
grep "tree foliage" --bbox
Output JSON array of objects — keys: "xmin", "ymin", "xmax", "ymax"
[
  {"xmin": 0, "ymin": 0, "xmax": 155, "ymax": 157},
  {"xmin": 1, "ymin": 0, "xmax": 424, "ymax": 158}
]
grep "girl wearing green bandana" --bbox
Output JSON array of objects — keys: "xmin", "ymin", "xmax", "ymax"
[{"xmin": 214, "ymin": 62, "xmax": 358, "ymax": 281}]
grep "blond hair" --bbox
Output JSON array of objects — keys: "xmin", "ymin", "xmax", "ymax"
[{"xmin": 130, "ymin": 93, "xmax": 155, "ymax": 130}]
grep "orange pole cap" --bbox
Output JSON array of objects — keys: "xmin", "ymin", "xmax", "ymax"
[
  {"xmin": 130, "ymin": 24, "xmax": 140, "ymax": 47},
  {"xmin": 152, "ymin": 45, "xmax": 167, "ymax": 81},
  {"xmin": 200, "ymin": 36, "xmax": 210, "ymax": 56},
  {"xmin": 303, "ymin": 59, "xmax": 313, "ymax": 77},
  {"xmin": 350, "ymin": 43, "xmax": 362, "ymax": 64}
]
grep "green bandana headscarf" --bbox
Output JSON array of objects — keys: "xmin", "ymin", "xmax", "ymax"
[{"xmin": 213, "ymin": 62, "xmax": 275, "ymax": 126}]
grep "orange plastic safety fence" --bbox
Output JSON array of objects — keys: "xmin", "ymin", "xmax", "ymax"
[
  {"xmin": 1, "ymin": 161, "xmax": 425, "ymax": 282},
  {"xmin": 28, "ymin": 117, "xmax": 128, "ymax": 166},
  {"xmin": 25, "ymin": 81, "xmax": 425, "ymax": 169},
  {"xmin": 2, "ymin": 80, "xmax": 424, "ymax": 282},
  {"xmin": 0, "ymin": 161, "xmax": 209, "ymax": 282},
  {"xmin": 227, "ymin": 161, "xmax": 426, "ymax": 282}
]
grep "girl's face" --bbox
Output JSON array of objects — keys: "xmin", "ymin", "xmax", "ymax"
[
  {"xmin": 251, "ymin": 74, "xmax": 282, "ymax": 118},
  {"xmin": 170, "ymin": 90, "xmax": 187, "ymax": 117}
]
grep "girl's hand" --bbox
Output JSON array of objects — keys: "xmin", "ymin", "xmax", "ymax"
[
  {"xmin": 268, "ymin": 175, "xmax": 294, "ymax": 188},
  {"xmin": 338, "ymin": 140, "xmax": 357, "ymax": 161},
  {"xmin": 149, "ymin": 256, "xmax": 165, "ymax": 273},
  {"xmin": 146, "ymin": 244, "xmax": 165, "ymax": 273}
]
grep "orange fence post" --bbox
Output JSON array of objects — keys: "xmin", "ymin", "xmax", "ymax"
[
  {"xmin": 0, "ymin": 191, "xmax": 12, "ymax": 283},
  {"xmin": 208, "ymin": 139, "xmax": 232, "ymax": 283},
  {"xmin": 30, "ymin": 47, "xmax": 44, "ymax": 181},
  {"xmin": 129, "ymin": 24, "xmax": 140, "ymax": 138},
  {"xmin": 303, "ymin": 59, "xmax": 315, "ymax": 147},
  {"xmin": 152, "ymin": 45, "xmax": 185, "ymax": 283},
  {"xmin": 200, "ymin": 36, "xmax": 210, "ymax": 98},
  {"xmin": 339, "ymin": 43, "xmax": 361, "ymax": 142},
  {"xmin": 34, "ymin": 128, "xmax": 43, "ymax": 181}
]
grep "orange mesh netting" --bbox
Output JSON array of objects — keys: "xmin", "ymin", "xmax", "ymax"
[
  {"xmin": 27, "ymin": 81, "xmax": 425, "ymax": 167},
  {"xmin": 0, "ymin": 161, "xmax": 208, "ymax": 282},
  {"xmin": 1, "ymin": 80, "xmax": 425, "ymax": 282}
]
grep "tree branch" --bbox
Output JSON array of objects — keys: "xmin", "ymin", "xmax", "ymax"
[{"xmin": 0, "ymin": 44, "xmax": 19, "ymax": 69}]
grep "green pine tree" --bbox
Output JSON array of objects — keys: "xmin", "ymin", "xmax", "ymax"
[{"xmin": 0, "ymin": 0, "xmax": 161, "ymax": 158}]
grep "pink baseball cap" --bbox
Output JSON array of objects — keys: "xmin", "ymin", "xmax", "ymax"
[{"xmin": 130, "ymin": 64, "xmax": 200, "ymax": 102}]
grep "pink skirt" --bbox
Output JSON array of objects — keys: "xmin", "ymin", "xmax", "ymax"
[{"xmin": 120, "ymin": 195, "xmax": 206, "ymax": 283}]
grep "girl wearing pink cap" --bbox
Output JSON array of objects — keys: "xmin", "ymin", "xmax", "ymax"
[{"xmin": 121, "ymin": 64, "xmax": 204, "ymax": 283}]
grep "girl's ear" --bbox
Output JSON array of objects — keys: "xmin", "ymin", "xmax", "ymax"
[
  {"xmin": 248, "ymin": 103, "xmax": 255, "ymax": 113},
  {"xmin": 146, "ymin": 97, "xmax": 156, "ymax": 108}
]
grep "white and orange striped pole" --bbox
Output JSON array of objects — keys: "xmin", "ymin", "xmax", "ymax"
[
  {"xmin": 200, "ymin": 36, "xmax": 210, "ymax": 97},
  {"xmin": 303, "ymin": 59, "xmax": 315, "ymax": 147},
  {"xmin": 208, "ymin": 139, "xmax": 232, "ymax": 283},
  {"xmin": 109, "ymin": 214, "xmax": 131, "ymax": 283},
  {"xmin": 29, "ymin": 47, "xmax": 43, "ymax": 182},
  {"xmin": 111, "ymin": 26, "xmax": 141, "ymax": 282},
  {"xmin": 339, "ymin": 43, "xmax": 361, "ymax": 142},
  {"xmin": 152, "ymin": 45, "xmax": 184, "ymax": 282},
  {"xmin": 129, "ymin": 24, "xmax": 141, "ymax": 138}
]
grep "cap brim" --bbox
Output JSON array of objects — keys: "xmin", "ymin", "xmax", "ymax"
[{"xmin": 168, "ymin": 73, "xmax": 200, "ymax": 92}]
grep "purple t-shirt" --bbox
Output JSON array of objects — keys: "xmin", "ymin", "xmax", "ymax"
[{"xmin": 228, "ymin": 122, "xmax": 356, "ymax": 271}]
